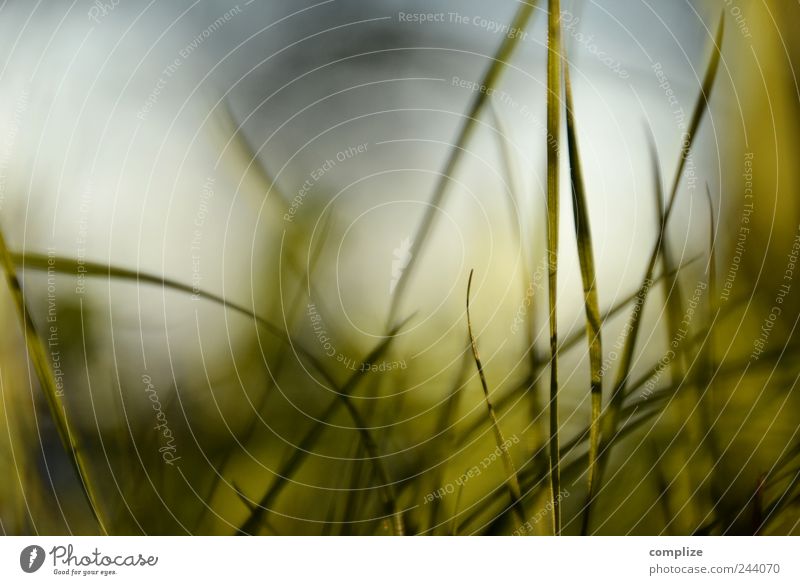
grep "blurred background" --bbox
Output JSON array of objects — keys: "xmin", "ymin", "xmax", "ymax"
[{"xmin": 0, "ymin": 0, "xmax": 798, "ymax": 535}]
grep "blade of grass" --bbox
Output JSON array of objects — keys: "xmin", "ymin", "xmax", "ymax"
[
  {"xmin": 466, "ymin": 269, "xmax": 526, "ymax": 530},
  {"xmin": 17, "ymin": 253, "xmax": 333, "ymax": 389},
  {"xmin": 563, "ymin": 58, "xmax": 603, "ymax": 527},
  {"xmin": 0, "ymin": 235, "xmax": 107, "ymax": 533},
  {"xmin": 545, "ymin": 0, "xmax": 563, "ymax": 536},
  {"xmin": 699, "ymin": 183, "xmax": 723, "ymax": 495},
  {"xmin": 648, "ymin": 122, "xmax": 704, "ymax": 530},
  {"xmin": 14, "ymin": 252, "xmax": 272, "ymax": 331},
  {"xmin": 701, "ymin": 183, "xmax": 719, "ymax": 391},
  {"xmin": 385, "ymin": 1, "xmax": 539, "ymax": 328}
]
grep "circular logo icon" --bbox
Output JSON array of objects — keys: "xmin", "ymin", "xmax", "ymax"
[{"xmin": 20, "ymin": 545, "xmax": 45, "ymax": 573}]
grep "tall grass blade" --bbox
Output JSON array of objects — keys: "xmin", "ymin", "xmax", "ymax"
[
  {"xmin": 563, "ymin": 59, "xmax": 603, "ymax": 531},
  {"xmin": 700, "ymin": 184, "xmax": 721, "ymax": 444},
  {"xmin": 545, "ymin": 0, "xmax": 563, "ymax": 536}
]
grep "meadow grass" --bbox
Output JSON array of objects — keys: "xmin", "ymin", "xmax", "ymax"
[{"xmin": 5, "ymin": 3, "xmax": 796, "ymax": 537}]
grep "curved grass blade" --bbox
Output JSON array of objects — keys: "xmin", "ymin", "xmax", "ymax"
[
  {"xmin": 17, "ymin": 251, "xmax": 333, "ymax": 377},
  {"xmin": 14, "ymin": 252, "xmax": 273, "ymax": 331},
  {"xmin": 466, "ymin": 269, "xmax": 526, "ymax": 530},
  {"xmin": 386, "ymin": 0, "xmax": 539, "ymax": 328},
  {"xmin": 563, "ymin": 59, "xmax": 603, "ymax": 533},
  {"xmin": 0, "ymin": 238, "xmax": 107, "ymax": 533}
]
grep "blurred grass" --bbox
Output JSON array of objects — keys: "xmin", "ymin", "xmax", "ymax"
[{"xmin": 0, "ymin": 2, "xmax": 799, "ymax": 537}]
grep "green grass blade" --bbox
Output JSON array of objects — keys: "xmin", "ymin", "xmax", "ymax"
[
  {"xmin": 545, "ymin": 0, "xmax": 563, "ymax": 536},
  {"xmin": 563, "ymin": 59, "xmax": 603, "ymax": 534},
  {"xmin": 14, "ymin": 252, "xmax": 272, "ymax": 331},
  {"xmin": 466, "ymin": 269, "xmax": 526, "ymax": 529},
  {"xmin": 0, "ymin": 237, "xmax": 107, "ymax": 533},
  {"xmin": 385, "ymin": 1, "xmax": 539, "ymax": 327}
]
